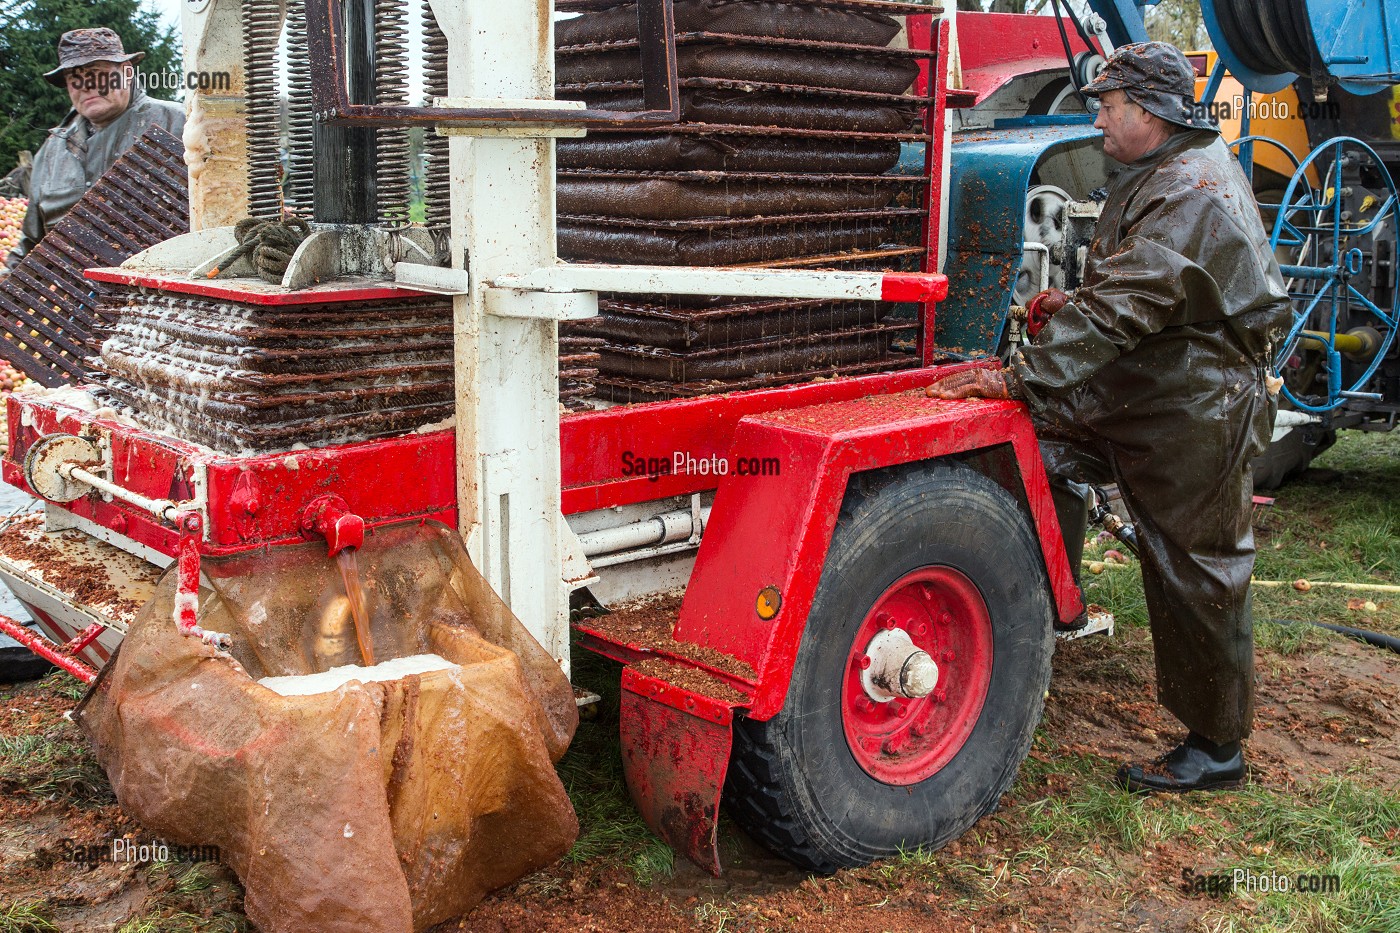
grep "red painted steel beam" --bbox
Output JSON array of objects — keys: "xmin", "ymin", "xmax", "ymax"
[
  {"xmin": 560, "ymin": 363, "xmax": 996, "ymax": 513},
  {"xmin": 0, "ymin": 614, "xmax": 97, "ymax": 683}
]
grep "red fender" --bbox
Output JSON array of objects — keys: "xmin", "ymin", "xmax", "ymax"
[{"xmin": 607, "ymin": 392, "xmax": 1080, "ymax": 873}]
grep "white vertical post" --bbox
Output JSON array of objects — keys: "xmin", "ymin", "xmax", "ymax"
[
  {"xmin": 182, "ymin": 0, "xmax": 252, "ymax": 230},
  {"xmin": 430, "ymin": 0, "xmax": 570, "ymax": 671}
]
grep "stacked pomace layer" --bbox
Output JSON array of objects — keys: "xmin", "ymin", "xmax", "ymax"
[
  {"xmin": 96, "ymin": 294, "xmax": 455, "ymax": 453},
  {"xmin": 555, "ymin": 0, "xmax": 933, "ymax": 402}
]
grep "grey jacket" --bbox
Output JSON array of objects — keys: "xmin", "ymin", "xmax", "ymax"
[{"xmin": 4, "ymin": 89, "xmax": 185, "ymax": 269}]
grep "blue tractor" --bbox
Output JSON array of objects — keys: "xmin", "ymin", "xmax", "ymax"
[{"xmin": 940, "ymin": 0, "xmax": 1399, "ymax": 486}]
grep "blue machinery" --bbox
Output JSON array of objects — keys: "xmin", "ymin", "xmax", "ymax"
[
  {"xmin": 940, "ymin": 0, "xmax": 1400, "ymax": 415},
  {"xmin": 1264, "ymin": 136, "xmax": 1398, "ymax": 412}
]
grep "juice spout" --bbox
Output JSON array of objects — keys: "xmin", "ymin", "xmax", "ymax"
[{"xmin": 298, "ymin": 495, "xmax": 365, "ymax": 558}]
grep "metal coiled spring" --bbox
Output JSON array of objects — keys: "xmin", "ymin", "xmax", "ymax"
[
  {"xmin": 422, "ymin": 0, "xmax": 450, "ymax": 228},
  {"xmin": 374, "ymin": 0, "xmax": 412, "ymax": 222},
  {"xmin": 242, "ymin": 0, "xmax": 283, "ymax": 219},
  {"xmin": 284, "ymin": 0, "xmax": 315, "ymax": 217}
]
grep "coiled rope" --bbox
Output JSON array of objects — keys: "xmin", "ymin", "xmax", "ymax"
[{"xmin": 225, "ymin": 216, "xmax": 312, "ymax": 285}]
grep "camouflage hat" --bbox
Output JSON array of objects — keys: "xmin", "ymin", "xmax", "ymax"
[
  {"xmin": 1081, "ymin": 41, "xmax": 1218, "ymax": 133},
  {"xmin": 43, "ymin": 28, "xmax": 144, "ymax": 87}
]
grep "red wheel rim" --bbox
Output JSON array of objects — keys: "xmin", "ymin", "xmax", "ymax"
[{"xmin": 841, "ymin": 566, "xmax": 994, "ymax": 785}]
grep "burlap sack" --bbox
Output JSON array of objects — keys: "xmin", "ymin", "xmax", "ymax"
[{"xmin": 76, "ymin": 522, "xmax": 578, "ymax": 933}]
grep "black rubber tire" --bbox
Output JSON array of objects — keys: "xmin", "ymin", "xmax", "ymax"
[
  {"xmin": 0, "ymin": 644, "xmax": 56, "ymax": 684},
  {"xmin": 725, "ymin": 460, "xmax": 1055, "ymax": 873}
]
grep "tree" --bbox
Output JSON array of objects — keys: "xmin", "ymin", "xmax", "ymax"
[
  {"xmin": 1145, "ymin": 0, "xmax": 1212, "ymax": 51},
  {"xmin": 0, "ymin": 0, "xmax": 180, "ymax": 173}
]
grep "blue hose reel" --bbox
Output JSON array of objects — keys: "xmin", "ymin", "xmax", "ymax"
[{"xmin": 1251, "ymin": 136, "xmax": 1399, "ymax": 412}]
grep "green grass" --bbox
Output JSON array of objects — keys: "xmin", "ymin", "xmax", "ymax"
[
  {"xmin": 556, "ymin": 646, "xmax": 675, "ymax": 885},
  {"xmin": 1196, "ymin": 774, "xmax": 1400, "ymax": 933},
  {"xmin": 38, "ymin": 670, "xmax": 90, "ymax": 703},
  {"xmin": 0, "ymin": 730, "xmax": 112, "ymax": 806},
  {"xmin": 1080, "ymin": 429, "xmax": 1400, "ymax": 646},
  {"xmin": 0, "ymin": 902, "xmax": 57, "ymax": 933},
  {"xmin": 112, "ymin": 863, "xmax": 249, "ymax": 933},
  {"xmin": 1001, "ymin": 743, "xmax": 1400, "ymax": 933},
  {"xmin": 1015, "ymin": 750, "xmax": 1196, "ymax": 853},
  {"xmin": 1252, "ymin": 430, "xmax": 1400, "ymax": 639},
  {"xmin": 116, "ymin": 914, "xmax": 246, "ymax": 933}
]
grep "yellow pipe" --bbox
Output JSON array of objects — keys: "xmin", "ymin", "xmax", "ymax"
[{"xmin": 1297, "ymin": 330, "xmax": 1371, "ymax": 355}]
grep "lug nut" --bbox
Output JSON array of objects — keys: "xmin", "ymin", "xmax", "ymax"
[{"xmin": 859, "ymin": 654, "xmax": 872, "ymax": 670}]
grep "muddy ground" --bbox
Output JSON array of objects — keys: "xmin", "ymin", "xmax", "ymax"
[
  {"xmin": 1, "ymin": 618, "xmax": 1396, "ymax": 932},
  {"xmin": 2, "ymin": 435, "xmax": 1398, "ymax": 932}
]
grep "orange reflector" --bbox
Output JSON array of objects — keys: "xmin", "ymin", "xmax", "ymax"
[{"xmin": 756, "ymin": 586, "xmax": 782, "ymax": 620}]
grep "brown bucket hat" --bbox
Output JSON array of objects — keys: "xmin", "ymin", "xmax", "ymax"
[
  {"xmin": 43, "ymin": 28, "xmax": 145, "ymax": 87},
  {"xmin": 1081, "ymin": 41, "xmax": 1218, "ymax": 133}
]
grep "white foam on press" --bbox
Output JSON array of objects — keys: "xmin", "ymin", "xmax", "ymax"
[{"xmin": 257, "ymin": 654, "xmax": 457, "ymax": 697}]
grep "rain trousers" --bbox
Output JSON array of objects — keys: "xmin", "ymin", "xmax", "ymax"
[{"xmin": 1005, "ymin": 129, "xmax": 1292, "ymax": 744}]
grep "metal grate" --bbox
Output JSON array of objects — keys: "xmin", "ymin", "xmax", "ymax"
[
  {"xmin": 0, "ymin": 126, "xmax": 187, "ymax": 387},
  {"xmin": 555, "ymin": 0, "xmax": 935, "ymax": 403},
  {"xmin": 556, "ymin": 0, "xmax": 942, "ymax": 16},
  {"xmin": 560, "ymin": 333, "xmax": 604, "ymax": 410}
]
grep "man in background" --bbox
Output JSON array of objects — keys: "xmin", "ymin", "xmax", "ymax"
[{"xmin": 2, "ymin": 28, "xmax": 183, "ymax": 272}]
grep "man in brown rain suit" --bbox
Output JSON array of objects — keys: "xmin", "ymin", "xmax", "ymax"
[{"xmin": 927, "ymin": 42, "xmax": 1292, "ymax": 792}]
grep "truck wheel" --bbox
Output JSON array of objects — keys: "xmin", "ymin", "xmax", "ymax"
[{"xmin": 725, "ymin": 460, "xmax": 1054, "ymax": 872}]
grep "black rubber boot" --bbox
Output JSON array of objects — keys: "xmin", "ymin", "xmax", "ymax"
[{"xmin": 1116, "ymin": 732, "xmax": 1245, "ymax": 793}]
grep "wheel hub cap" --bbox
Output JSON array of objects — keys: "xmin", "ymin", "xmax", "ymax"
[
  {"xmin": 860, "ymin": 627, "xmax": 939, "ymax": 702},
  {"xmin": 842, "ymin": 566, "xmax": 994, "ymax": 785}
]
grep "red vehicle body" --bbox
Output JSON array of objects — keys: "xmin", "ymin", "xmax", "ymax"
[{"xmin": 0, "ymin": 7, "xmax": 1090, "ymax": 874}]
